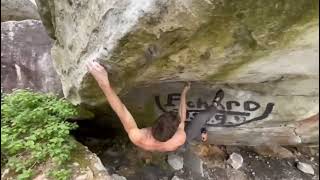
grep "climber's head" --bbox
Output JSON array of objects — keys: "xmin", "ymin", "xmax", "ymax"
[{"xmin": 151, "ymin": 111, "xmax": 180, "ymax": 142}]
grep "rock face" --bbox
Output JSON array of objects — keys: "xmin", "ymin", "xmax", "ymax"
[
  {"xmin": 111, "ymin": 174, "xmax": 127, "ymax": 180},
  {"xmin": 36, "ymin": 0, "xmax": 319, "ymax": 145},
  {"xmin": 70, "ymin": 142, "xmax": 112, "ymax": 180},
  {"xmin": 1, "ymin": 0, "xmax": 40, "ymax": 22},
  {"xmin": 1, "ymin": 20, "xmax": 62, "ymax": 95}
]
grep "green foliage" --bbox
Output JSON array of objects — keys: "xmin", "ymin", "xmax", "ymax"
[
  {"xmin": 1, "ymin": 90, "xmax": 79, "ymax": 179},
  {"xmin": 48, "ymin": 168, "xmax": 72, "ymax": 180}
]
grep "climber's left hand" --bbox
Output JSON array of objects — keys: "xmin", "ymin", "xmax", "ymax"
[{"xmin": 86, "ymin": 61, "xmax": 110, "ymax": 87}]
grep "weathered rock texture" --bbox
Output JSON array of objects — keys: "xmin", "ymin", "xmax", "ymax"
[
  {"xmin": 36, "ymin": 0, "xmax": 319, "ymax": 145},
  {"xmin": 1, "ymin": 20, "xmax": 62, "ymax": 95},
  {"xmin": 1, "ymin": 0, "xmax": 40, "ymax": 22}
]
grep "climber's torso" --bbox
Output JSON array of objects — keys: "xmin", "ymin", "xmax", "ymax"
[{"xmin": 128, "ymin": 127, "xmax": 186, "ymax": 152}]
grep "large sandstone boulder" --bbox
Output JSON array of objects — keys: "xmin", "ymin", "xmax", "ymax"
[
  {"xmin": 1, "ymin": 20, "xmax": 62, "ymax": 95},
  {"xmin": 36, "ymin": 0, "xmax": 319, "ymax": 145},
  {"xmin": 1, "ymin": 0, "xmax": 40, "ymax": 22}
]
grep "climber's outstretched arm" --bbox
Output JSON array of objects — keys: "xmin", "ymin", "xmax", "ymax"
[
  {"xmin": 178, "ymin": 82, "xmax": 190, "ymax": 130},
  {"xmin": 86, "ymin": 61, "xmax": 138, "ymax": 134}
]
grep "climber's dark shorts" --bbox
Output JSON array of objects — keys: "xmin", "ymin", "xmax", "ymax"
[{"xmin": 184, "ymin": 105, "xmax": 217, "ymax": 145}]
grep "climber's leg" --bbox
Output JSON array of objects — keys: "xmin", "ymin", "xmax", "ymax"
[{"xmin": 184, "ymin": 105, "xmax": 217, "ymax": 148}]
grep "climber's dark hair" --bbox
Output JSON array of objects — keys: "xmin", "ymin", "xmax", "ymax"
[{"xmin": 151, "ymin": 111, "xmax": 180, "ymax": 142}]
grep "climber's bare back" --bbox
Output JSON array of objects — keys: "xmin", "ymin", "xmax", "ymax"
[{"xmin": 129, "ymin": 127, "xmax": 186, "ymax": 152}]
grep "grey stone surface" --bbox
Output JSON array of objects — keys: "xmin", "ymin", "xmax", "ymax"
[
  {"xmin": 36, "ymin": 0, "xmax": 319, "ymax": 106},
  {"xmin": 183, "ymin": 149, "xmax": 204, "ymax": 177},
  {"xmin": 227, "ymin": 153, "xmax": 243, "ymax": 170},
  {"xmin": 35, "ymin": 0, "xmax": 319, "ymax": 145},
  {"xmin": 297, "ymin": 162, "xmax": 315, "ymax": 175},
  {"xmin": 1, "ymin": 20, "xmax": 62, "ymax": 95},
  {"xmin": 111, "ymin": 174, "xmax": 127, "ymax": 180},
  {"xmin": 1, "ymin": 0, "xmax": 40, "ymax": 22},
  {"xmin": 167, "ymin": 153, "xmax": 184, "ymax": 170},
  {"xmin": 74, "ymin": 168, "xmax": 94, "ymax": 180},
  {"xmin": 94, "ymin": 156, "xmax": 107, "ymax": 172},
  {"xmin": 171, "ymin": 176, "xmax": 183, "ymax": 180},
  {"xmin": 121, "ymin": 83, "xmax": 318, "ymax": 146}
]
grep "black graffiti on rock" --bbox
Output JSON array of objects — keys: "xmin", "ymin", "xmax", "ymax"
[{"xmin": 154, "ymin": 90, "xmax": 275, "ymax": 127}]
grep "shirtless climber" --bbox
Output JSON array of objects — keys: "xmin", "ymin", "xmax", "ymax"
[
  {"xmin": 87, "ymin": 61, "xmax": 221, "ymax": 152},
  {"xmin": 86, "ymin": 61, "xmax": 189, "ymax": 152}
]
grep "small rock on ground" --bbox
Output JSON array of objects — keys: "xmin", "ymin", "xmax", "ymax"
[
  {"xmin": 112, "ymin": 174, "xmax": 127, "ymax": 180},
  {"xmin": 297, "ymin": 162, "xmax": 314, "ymax": 175},
  {"xmin": 227, "ymin": 153, "xmax": 243, "ymax": 170},
  {"xmin": 171, "ymin": 175, "xmax": 183, "ymax": 180},
  {"xmin": 167, "ymin": 153, "xmax": 184, "ymax": 170}
]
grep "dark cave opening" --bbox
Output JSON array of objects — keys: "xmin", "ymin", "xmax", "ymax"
[
  {"xmin": 70, "ymin": 119, "xmax": 119, "ymax": 139},
  {"xmin": 70, "ymin": 117, "xmax": 128, "ymax": 153}
]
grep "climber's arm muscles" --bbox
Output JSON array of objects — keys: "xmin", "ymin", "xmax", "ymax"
[
  {"xmin": 178, "ymin": 89, "xmax": 187, "ymax": 129},
  {"xmin": 178, "ymin": 83, "xmax": 190, "ymax": 130},
  {"xmin": 100, "ymin": 83, "xmax": 138, "ymax": 134},
  {"xmin": 86, "ymin": 61, "xmax": 141, "ymax": 143}
]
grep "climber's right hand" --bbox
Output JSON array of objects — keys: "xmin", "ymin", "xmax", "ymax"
[
  {"xmin": 86, "ymin": 61, "xmax": 110, "ymax": 87},
  {"xmin": 183, "ymin": 82, "xmax": 191, "ymax": 92}
]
